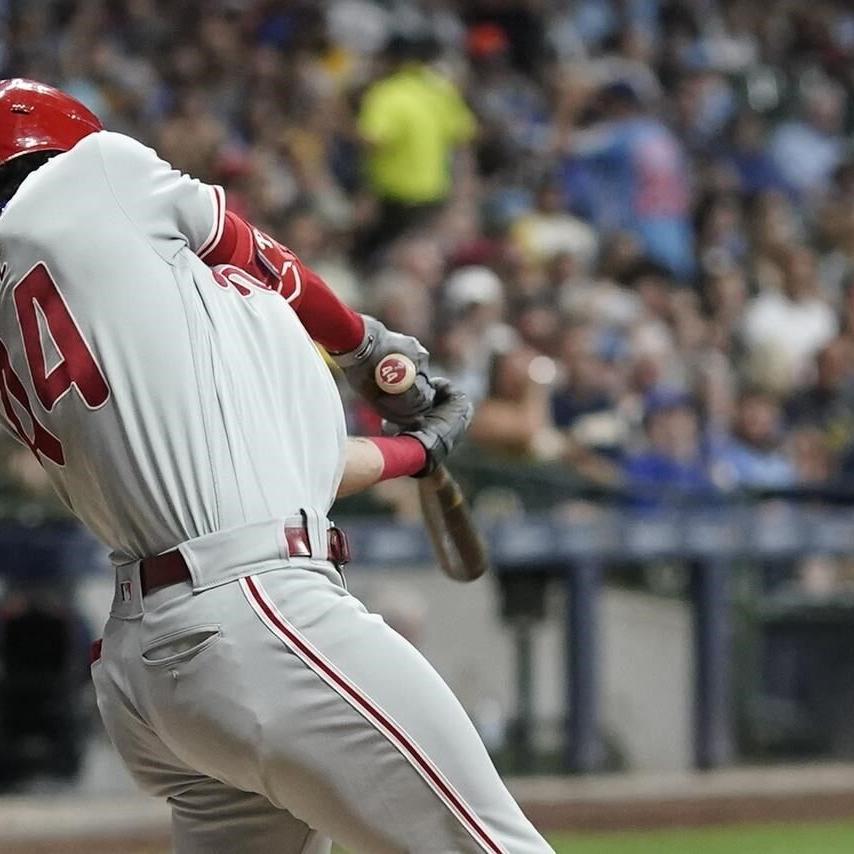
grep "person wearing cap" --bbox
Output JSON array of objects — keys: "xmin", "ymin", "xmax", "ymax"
[
  {"xmin": 622, "ymin": 389, "xmax": 715, "ymax": 505},
  {"xmin": 436, "ymin": 265, "xmax": 509, "ymax": 404}
]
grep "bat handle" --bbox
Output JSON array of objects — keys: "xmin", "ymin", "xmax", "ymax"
[
  {"xmin": 428, "ymin": 465, "xmax": 461, "ymax": 506},
  {"xmin": 375, "ymin": 353, "xmax": 417, "ymax": 394}
]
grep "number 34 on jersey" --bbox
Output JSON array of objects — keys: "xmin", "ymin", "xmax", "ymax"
[{"xmin": 0, "ymin": 262, "xmax": 110, "ymax": 465}]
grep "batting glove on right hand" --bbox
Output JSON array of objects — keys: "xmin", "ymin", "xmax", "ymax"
[{"xmin": 399, "ymin": 378, "xmax": 474, "ymax": 477}]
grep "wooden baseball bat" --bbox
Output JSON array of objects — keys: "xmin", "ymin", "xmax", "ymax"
[{"xmin": 374, "ymin": 354, "xmax": 489, "ymax": 582}]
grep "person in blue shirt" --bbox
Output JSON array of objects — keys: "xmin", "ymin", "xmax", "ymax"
[
  {"xmin": 562, "ymin": 81, "xmax": 695, "ymax": 280},
  {"xmin": 622, "ymin": 389, "xmax": 715, "ymax": 505},
  {"xmin": 722, "ymin": 111, "xmax": 789, "ymax": 198},
  {"xmin": 709, "ymin": 388, "xmax": 797, "ymax": 491}
]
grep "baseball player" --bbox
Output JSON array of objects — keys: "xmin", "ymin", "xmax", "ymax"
[{"xmin": 0, "ymin": 80, "xmax": 553, "ymax": 853}]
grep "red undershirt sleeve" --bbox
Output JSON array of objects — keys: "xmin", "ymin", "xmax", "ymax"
[
  {"xmin": 201, "ymin": 210, "xmax": 364, "ymax": 353},
  {"xmin": 368, "ymin": 436, "xmax": 427, "ymax": 479}
]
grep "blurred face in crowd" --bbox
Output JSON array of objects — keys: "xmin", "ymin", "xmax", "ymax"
[
  {"xmin": 560, "ymin": 325, "xmax": 616, "ymax": 398},
  {"xmin": 516, "ymin": 303, "xmax": 560, "ymax": 353},
  {"xmin": 705, "ymin": 268, "xmax": 747, "ymax": 352},
  {"xmin": 815, "ymin": 339, "xmax": 852, "ymax": 391},
  {"xmin": 646, "ymin": 404, "xmax": 699, "ymax": 461},
  {"xmin": 670, "ymin": 290, "xmax": 707, "ymax": 352},
  {"xmin": 735, "ymin": 392, "xmax": 782, "ymax": 450},
  {"xmin": 790, "ymin": 427, "xmax": 833, "ymax": 484},
  {"xmin": 706, "ymin": 268, "xmax": 747, "ymax": 319},
  {"xmin": 489, "ymin": 346, "xmax": 545, "ymax": 400},
  {"xmin": 752, "ymin": 191, "xmax": 799, "ymax": 251},
  {"xmin": 831, "ymin": 163, "xmax": 854, "ymax": 202},
  {"xmin": 599, "ymin": 232, "xmax": 644, "ymax": 279},
  {"xmin": 453, "ymin": 289, "xmax": 505, "ymax": 335},
  {"xmin": 630, "ymin": 352, "xmax": 665, "ymax": 394},
  {"xmin": 375, "ymin": 281, "xmax": 433, "ymax": 341},
  {"xmin": 504, "ymin": 253, "xmax": 549, "ymax": 300},
  {"xmin": 389, "ymin": 235, "xmax": 445, "ymax": 290},
  {"xmin": 547, "ymin": 251, "xmax": 582, "ymax": 287},
  {"xmin": 696, "ymin": 355, "xmax": 736, "ymax": 427},
  {"xmin": 282, "ymin": 210, "xmax": 328, "ymax": 259},
  {"xmin": 200, "ymin": 13, "xmax": 241, "ymax": 63},
  {"xmin": 730, "ymin": 111, "xmax": 766, "ymax": 153},
  {"xmin": 433, "ymin": 321, "xmax": 477, "ymax": 370},
  {"xmin": 535, "ymin": 182, "xmax": 565, "ymax": 215},
  {"xmin": 674, "ymin": 72, "xmax": 708, "ymax": 133},
  {"xmin": 804, "ymin": 86, "xmax": 844, "ymax": 135},
  {"xmin": 700, "ymin": 195, "xmax": 743, "ymax": 247},
  {"xmin": 616, "ymin": 25, "xmax": 654, "ymax": 63},
  {"xmin": 633, "ymin": 270, "xmax": 672, "ymax": 319},
  {"xmin": 780, "ymin": 245, "xmax": 818, "ymax": 300}
]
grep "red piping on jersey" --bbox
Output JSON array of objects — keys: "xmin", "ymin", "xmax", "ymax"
[
  {"xmin": 240, "ymin": 575, "xmax": 508, "ymax": 854},
  {"xmin": 200, "ymin": 209, "xmax": 364, "ymax": 354}
]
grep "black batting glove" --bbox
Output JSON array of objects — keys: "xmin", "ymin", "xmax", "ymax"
[{"xmin": 399, "ymin": 378, "xmax": 474, "ymax": 477}]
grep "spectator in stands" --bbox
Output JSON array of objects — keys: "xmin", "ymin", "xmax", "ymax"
[
  {"xmin": 694, "ymin": 191, "xmax": 748, "ymax": 268},
  {"xmin": 510, "ymin": 175, "xmax": 598, "ymax": 272},
  {"xmin": 792, "ymin": 426, "xmax": 835, "ymax": 487},
  {"xmin": 741, "ymin": 245, "xmax": 838, "ymax": 389},
  {"xmin": 155, "ymin": 88, "xmax": 227, "ymax": 183},
  {"xmin": 721, "ymin": 111, "xmax": 788, "ymax": 197},
  {"xmin": 786, "ymin": 339, "xmax": 854, "ymax": 453},
  {"xmin": 671, "ymin": 69, "xmax": 736, "ymax": 156},
  {"xmin": 551, "ymin": 322, "xmax": 620, "ymax": 431},
  {"xmin": 562, "ymin": 81, "xmax": 695, "ymax": 281},
  {"xmin": 621, "ymin": 390, "xmax": 714, "ymax": 502},
  {"xmin": 433, "ymin": 265, "xmax": 509, "ymax": 404},
  {"xmin": 710, "ymin": 389, "xmax": 798, "ymax": 491},
  {"xmin": 769, "ymin": 79, "xmax": 845, "ymax": 201},
  {"xmin": 700, "ymin": 260, "xmax": 748, "ymax": 353},
  {"xmin": 468, "ymin": 341, "xmax": 564, "ymax": 461},
  {"xmin": 817, "ymin": 162, "xmax": 854, "ymax": 303},
  {"xmin": 466, "ymin": 22, "xmax": 550, "ymax": 172},
  {"xmin": 356, "ymin": 32, "xmax": 476, "ymax": 262}
]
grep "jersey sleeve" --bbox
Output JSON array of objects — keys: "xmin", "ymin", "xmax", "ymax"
[
  {"xmin": 95, "ymin": 131, "xmax": 225, "ymax": 262},
  {"xmin": 202, "ymin": 210, "xmax": 365, "ymax": 353}
]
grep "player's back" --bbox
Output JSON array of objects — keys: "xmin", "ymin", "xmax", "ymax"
[{"xmin": 0, "ymin": 131, "xmax": 345, "ymax": 562}]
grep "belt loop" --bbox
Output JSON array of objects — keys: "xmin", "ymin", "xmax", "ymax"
[{"xmin": 301, "ymin": 508, "xmax": 328, "ymax": 560}]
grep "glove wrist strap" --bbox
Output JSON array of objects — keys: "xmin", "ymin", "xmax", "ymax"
[{"xmin": 331, "ymin": 325, "xmax": 374, "ymax": 368}]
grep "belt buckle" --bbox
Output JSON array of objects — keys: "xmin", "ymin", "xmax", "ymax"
[{"xmin": 328, "ymin": 525, "xmax": 350, "ymax": 567}]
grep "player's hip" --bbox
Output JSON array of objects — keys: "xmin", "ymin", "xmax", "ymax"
[{"xmin": 93, "ymin": 558, "xmax": 359, "ymax": 786}]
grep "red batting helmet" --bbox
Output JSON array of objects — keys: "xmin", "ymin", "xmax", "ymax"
[{"xmin": 0, "ymin": 79, "xmax": 102, "ymax": 168}]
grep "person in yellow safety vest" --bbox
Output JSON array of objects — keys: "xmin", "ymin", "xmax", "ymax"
[{"xmin": 356, "ymin": 33, "xmax": 476, "ymax": 262}]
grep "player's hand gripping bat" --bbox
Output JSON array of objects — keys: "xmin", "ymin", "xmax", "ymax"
[{"xmin": 374, "ymin": 355, "xmax": 490, "ymax": 582}]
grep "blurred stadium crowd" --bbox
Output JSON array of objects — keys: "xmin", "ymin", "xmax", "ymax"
[{"xmin": 4, "ymin": 0, "xmax": 854, "ymax": 502}]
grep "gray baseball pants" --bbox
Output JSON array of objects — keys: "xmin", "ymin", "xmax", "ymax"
[{"xmin": 91, "ymin": 519, "xmax": 554, "ymax": 853}]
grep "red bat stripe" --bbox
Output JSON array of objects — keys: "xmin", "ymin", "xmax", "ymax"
[{"xmin": 240, "ymin": 574, "xmax": 507, "ymax": 854}]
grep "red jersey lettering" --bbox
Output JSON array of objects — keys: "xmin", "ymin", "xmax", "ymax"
[{"xmin": 14, "ymin": 263, "xmax": 110, "ymax": 411}]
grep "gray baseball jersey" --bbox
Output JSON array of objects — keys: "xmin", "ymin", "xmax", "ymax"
[
  {"xmin": 0, "ymin": 130, "xmax": 553, "ymax": 852},
  {"xmin": 0, "ymin": 130, "xmax": 345, "ymax": 563}
]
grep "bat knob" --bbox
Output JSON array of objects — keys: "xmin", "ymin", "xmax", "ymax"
[{"xmin": 375, "ymin": 353, "xmax": 416, "ymax": 394}]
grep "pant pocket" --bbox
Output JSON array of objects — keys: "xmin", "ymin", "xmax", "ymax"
[{"xmin": 141, "ymin": 624, "xmax": 222, "ymax": 666}]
